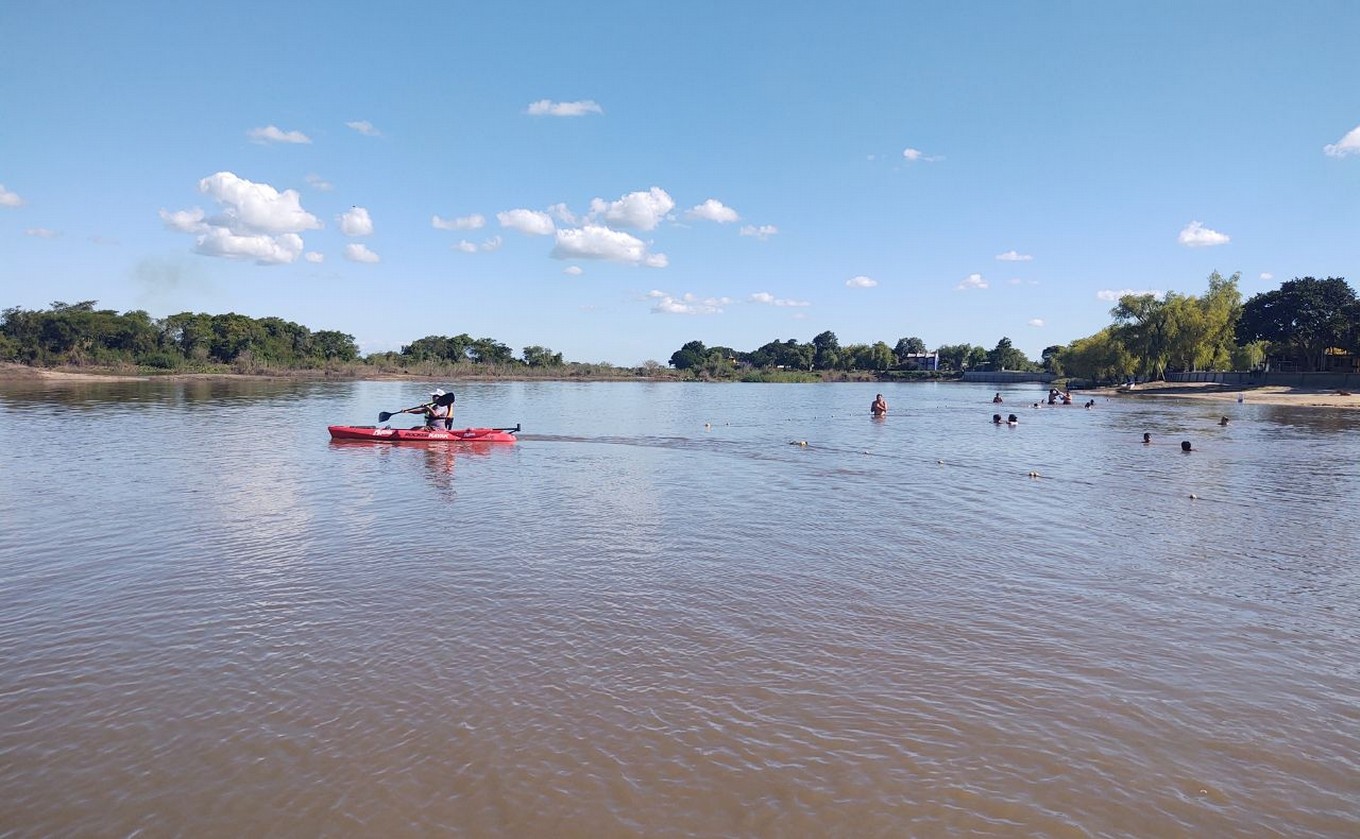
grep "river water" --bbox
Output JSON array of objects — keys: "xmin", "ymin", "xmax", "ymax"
[{"xmin": 1, "ymin": 378, "xmax": 1356, "ymax": 837}]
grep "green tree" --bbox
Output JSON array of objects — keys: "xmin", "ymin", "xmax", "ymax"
[
  {"xmin": 669, "ymin": 340, "xmax": 708, "ymax": 370},
  {"xmin": 935, "ymin": 343, "xmax": 975, "ymax": 371},
  {"xmin": 987, "ymin": 337, "xmax": 1031, "ymax": 371},
  {"xmin": 811, "ymin": 330, "xmax": 840, "ymax": 370},
  {"xmin": 893, "ymin": 336, "xmax": 927, "ymax": 364},
  {"xmin": 522, "ymin": 345, "xmax": 564, "ymax": 367},
  {"xmin": 1236, "ymin": 276, "xmax": 1357, "ymax": 371}
]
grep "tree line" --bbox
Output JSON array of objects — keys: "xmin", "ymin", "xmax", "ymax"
[
  {"xmin": 668, "ymin": 273, "xmax": 1359, "ymax": 383},
  {"xmin": 5, "ymin": 274, "xmax": 1355, "ymax": 381},
  {"xmin": 0, "ymin": 302, "xmax": 574, "ymax": 372}
]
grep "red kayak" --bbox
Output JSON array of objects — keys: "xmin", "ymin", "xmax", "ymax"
[{"xmin": 328, "ymin": 423, "xmax": 520, "ymax": 443}]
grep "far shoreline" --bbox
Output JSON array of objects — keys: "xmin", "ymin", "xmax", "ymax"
[{"xmin": 4, "ymin": 362, "xmax": 1359, "ymax": 409}]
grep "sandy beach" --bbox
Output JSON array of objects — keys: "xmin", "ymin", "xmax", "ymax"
[{"xmin": 1088, "ymin": 380, "xmax": 1360, "ymax": 409}]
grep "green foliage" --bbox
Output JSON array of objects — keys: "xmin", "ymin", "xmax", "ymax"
[{"xmin": 1236, "ymin": 276, "xmax": 1357, "ymax": 371}]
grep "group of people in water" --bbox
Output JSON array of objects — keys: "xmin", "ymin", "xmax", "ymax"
[{"xmin": 871, "ymin": 388, "xmax": 1223, "ymax": 455}]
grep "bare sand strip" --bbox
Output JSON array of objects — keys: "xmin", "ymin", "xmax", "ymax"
[{"xmin": 1089, "ymin": 380, "xmax": 1360, "ymax": 409}]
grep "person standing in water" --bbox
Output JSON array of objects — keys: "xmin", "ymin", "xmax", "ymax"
[{"xmin": 871, "ymin": 394, "xmax": 888, "ymax": 417}]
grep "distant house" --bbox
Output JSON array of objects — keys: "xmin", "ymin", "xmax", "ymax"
[{"xmin": 900, "ymin": 352, "xmax": 939, "ymax": 371}]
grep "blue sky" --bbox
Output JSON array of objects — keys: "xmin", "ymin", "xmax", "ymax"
[{"xmin": 2, "ymin": 1, "xmax": 1357, "ymax": 366}]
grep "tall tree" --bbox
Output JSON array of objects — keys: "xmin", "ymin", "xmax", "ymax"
[{"xmin": 1236, "ymin": 276, "xmax": 1357, "ymax": 371}]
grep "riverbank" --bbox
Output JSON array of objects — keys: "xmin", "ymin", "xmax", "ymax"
[{"xmin": 1088, "ymin": 379, "xmax": 1360, "ymax": 409}]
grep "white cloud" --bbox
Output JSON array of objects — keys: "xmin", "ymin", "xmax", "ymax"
[
  {"xmin": 996, "ymin": 250, "xmax": 1033, "ymax": 262},
  {"xmin": 344, "ymin": 243, "xmax": 380, "ymax": 263},
  {"xmin": 903, "ymin": 147, "xmax": 942, "ymax": 162},
  {"xmin": 305, "ymin": 251, "xmax": 325, "ymax": 263},
  {"xmin": 1323, "ymin": 124, "xmax": 1360, "ymax": 157},
  {"xmin": 247, "ymin": 125, "xmax": 311, "ymax": 144},
  {"xmin": 590, "ymin": 187, "xmax": 674, "ymax": 231},
  {"xmin": 454, "ymin": 236, "xmax": 502, "ymax": 253},
  {"xmin": 551, "ymin": 224, "xmax": 667, "ymax": 266},
  {"xmin": 159, "ymin": 207, "xmax": 206, "ymax": 233},
  {"xmin": 749, "ymin": 292, "xmax": 810, "ymax": 307},
  {"xmin": 526, "ymin": 99, "xmax": 603, "ymax": 117},
  {"xmin": 497, "ymin": 208, "xmax": 556, "ymax": 235},
  {"xmin": 25, "ymin": 227, "xmax": 59, "ymax": 238},
  {"xmin": 548, "ymin": 203, "xmax": 578, "ymax": 225},
  {"xmin": 0, "ymin": 184, "xmax": 23, "ymax": 207},
  {"xmin": 686, "ymin": 198, "xmax": 740, "ymax": 223},
  {"xmin": 846, "ymin": 275, "xmax": 878, "ymax": 289},
  {"xmin": 433, "ymin": 213, "xmax": 485, "ymax": 230},
  {"xmin": 739, "ymin": 224, "xmax": 778, "ymax": 240},
  {"xmin": 1097, "ymin": 288, "xmax": 1165, "ymax": 302},
  {"xmin": 564, "ymin": 266, "xmax": 583, "ymax": 276},
  {"xmin": 647, "ymin": 289, "xmax": 730, "ymax": 315},
  {"xmin": 306, "ymin": 174, "xmax": 333, "ymax": 191},
  {"xmin": 956, "ymin": 273, "xmax": 988, "ymax": 291},
  {"xmin": 1027, "ymin": 318, "xmax": 1045, "ymax": 327},
  {"xmin": 1260, "ymin": 272, "xmax": 1274, "ymax": 281},
  {"xmin": 346, "ymin": 120, "xmax": 382, "ymax": 137},
  {"xmin": 162, "ymin": 172, "xmax": 323, "ymax": 265},
  {"xmin": 197, "ymin": 228, "xmax": 305, "ymax": 264},
  {"xmin": 198, "ymin": 172, "xmax": 322, "ymax": 235},
  {"xmin": 339, "ymin": 206, "xmax": 374, "ymax": 237},
  {"xmin": 1178, "ymin": 220, "xmax": 1230, "ymax": 247}
]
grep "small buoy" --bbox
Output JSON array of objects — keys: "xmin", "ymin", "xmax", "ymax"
[
  {"xmin": 1028, "ymin": 470, "xmax": 1040, "ymax": 478},
  {"xmin": 1189, "ymin": 493, "xmax": 1198, "ymax": 499},
  {"xmin": 704, "ymin": 422, "xmax": 711, "ymax": 429},
  {"xmin": 937, "ymin": 459, "xmax": 944, "ymax": 464}
]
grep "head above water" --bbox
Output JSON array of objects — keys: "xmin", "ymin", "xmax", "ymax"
[
  {"xmin": 1143, "ymin": 432, "xmax": 1152, "ymax": 443},
  {"xmin": 1181, "ymin": 440, "xmax": 1192, "ymax": 452}
]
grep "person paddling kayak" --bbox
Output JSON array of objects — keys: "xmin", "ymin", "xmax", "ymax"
[{"xmin": 376, "ymin": 389, "xmax": 456, "ymax": 427}]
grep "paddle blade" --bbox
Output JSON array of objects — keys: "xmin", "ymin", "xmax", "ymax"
[{"xmin": 377, "ymin": 411, "xmax": 394, "ymax": 422}]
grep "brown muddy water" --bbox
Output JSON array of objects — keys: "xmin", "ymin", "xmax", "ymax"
[{"xmin": 1, "ymin": 379, "xmax": 1356, "ymax": 836}]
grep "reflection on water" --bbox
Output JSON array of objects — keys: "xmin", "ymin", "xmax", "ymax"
[{"xmin": 1, "ymin": 379, "xmax": 1356, "ymax": 837}]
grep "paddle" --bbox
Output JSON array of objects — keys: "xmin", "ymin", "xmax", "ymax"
[{"xmin": 378, "ymin": 391, "xmax": 455, "ymax": 423}]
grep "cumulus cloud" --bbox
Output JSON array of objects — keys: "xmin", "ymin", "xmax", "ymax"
[
  {"xmin": 454, "ymin": 236, "xmax": 502, "ymax": 253},
  {"xmin": 344, "ymin": 243, "xmax": 380, "ymax": 263},
  {"xmin": 1027, "ymin": 318, "xmax": 1045, "ymax": 327},
  {"xmin": 552, "ymin": 225, "xmax": 667, "ymax": 267},
  {"xmin": 498, "ymin": 208, "xmax": 556, "ymax": 235},
  {"xmin": 346, "ymin": 120, "xmax": 382, "ymax": 137},
  {"xmin": 339, "ymin": 206, "xmax": 374, "ymax": 237},
  {"xmin": 1097, "ymin": 288, "xmax": 1165, "ymax": 302},
  {"xmin": 0, "ymin": 184, "xmax": 23, "ymax": 207},
  {"xmin": 1323, "ymin": 124, "xmax": 1360, "ymax": 157},
  {"xmin": 247, "ymin": 125, "xmax": 311, "ymax": 144},
  {"xmin": 740, "ymin": 224, "xmax": 778, "ymax": 240},
  {"xmin": 590, "ymin": 187, "xmax": 674, "ymax": 231},
  {"xmin": 526, "ymin": 99, "xmax": 603, "ymax": 117},
  {"xmin": 996, "ymin": 250, "xmax": 1033, "ymax": 262},
  {"xmin": 433, "ymin": 213, "xmax": 485, "ymax": 231},
  {"xmin": 956, "ymin": 273, "xmax": 988, "ymax": 291},
  {"xmin": 548, "ymin": 203, "xmax": 579, "ymax": 225},
  {"xmin": 686, "ymin": 198, "xmax": 739, "ymax": 223},
  {"xmin": 1260, "ymin": 272, "xmax": 1274, "ymax": 281},
  {"xmin": 902, "ymin": 147, "xmax": 943, "ymax": 162},
  {"xmin": 749, "ymin": 292, "xmax": 810, "ymax": 307},
  {"xmin": 26, "ymin": 227, "xmax": 59, "ymax": 238},
  {"xmin": 647, "ymin": 289, "xmax": 730, "ymax": 315},
  {"xmin": 564, "ymin": 265, "xmax": 583, "ymax": 276},
  {"xmin": 162, "ymin": 171, "xmax": 322, "ymax": 265},
  {"xmin": 197, "ymin": 228, "xmax": 305, "ymax": 263},
  {"xmin": 306, "ymin": 174, "xmax": 333, "ymax": 191},
  {"xmin": 305, "ymin": 251, "xmax": 325, "ymax": 263},
  {"xmin": 846, "ymin": 275, "xmax": 878, "ymax": 289},
  {"xmin": 1178, "ymin": 220, "xmax": 1230, "ymax": 247}
]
